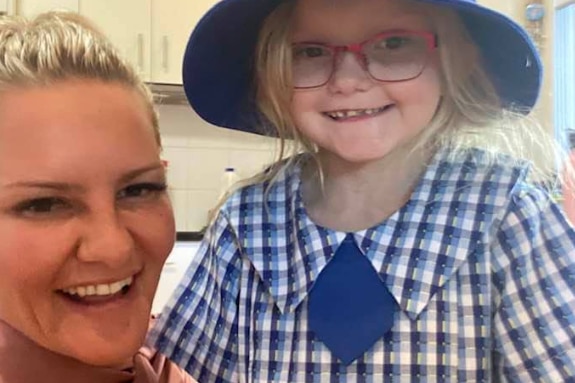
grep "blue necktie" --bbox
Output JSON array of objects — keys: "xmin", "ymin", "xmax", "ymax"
[{"xmin": 307, "ymin": 233, "xmax": 397, "ymax": 365}]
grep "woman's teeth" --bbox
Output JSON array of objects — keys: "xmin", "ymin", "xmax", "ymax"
[
  {"xmin": 61, "ymin": 276, "xmax": 133, "ymax": 298},
  {"xmin": 325, "ymin": 106, "xmax": 390, "ymax": 120}
]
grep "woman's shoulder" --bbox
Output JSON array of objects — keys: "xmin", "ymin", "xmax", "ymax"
[{"xmin": 133, "ymin": 345, "xmax": 196, "ymax": 383}]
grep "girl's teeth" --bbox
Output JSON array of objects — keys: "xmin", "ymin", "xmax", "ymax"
[
  {"xmin": 327, "ymin": 107, "xmax": 387, "ymax": 120},
  {"xmin": 61, "ymin": 276, "xmax": 133, "ymax": 298}
]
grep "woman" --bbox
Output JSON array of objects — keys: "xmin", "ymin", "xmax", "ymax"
[{"xmin": 0, "ymin": 12, "xmax": 193, "ymax": 383}]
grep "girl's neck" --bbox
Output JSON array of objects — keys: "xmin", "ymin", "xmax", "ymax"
[{"xmin": 301, "ymin": 146, "xmax": 431, "ymax": 232}]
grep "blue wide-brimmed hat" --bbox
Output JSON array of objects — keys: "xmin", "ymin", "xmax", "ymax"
[{"xmin": 182, "ymin": 0, "xmax": 542, "ymax": 135}]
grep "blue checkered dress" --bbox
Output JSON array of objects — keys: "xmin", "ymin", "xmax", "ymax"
[{"xmin": 148, "ymin": 148, "xmax": 575, "ymax": 382}]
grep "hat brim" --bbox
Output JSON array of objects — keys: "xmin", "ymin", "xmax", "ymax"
[{"xmin": 182, "ymin": 0, "xmax": 542, "ymax": 135}]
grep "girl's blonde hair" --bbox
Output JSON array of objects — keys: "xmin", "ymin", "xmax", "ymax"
[{"xmin": 0, "ymin": 11, "xmax": 161, "ymax": 145}]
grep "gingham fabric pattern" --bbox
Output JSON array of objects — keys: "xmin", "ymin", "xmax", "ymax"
[{"xmin": 148, "ymin": 149, "xmax": 575, "ymax": 383}]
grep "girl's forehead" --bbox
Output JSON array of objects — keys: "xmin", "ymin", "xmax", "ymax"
[{"xmin": 292, "ymin": 0, "xmax": 433, "ymax": 42}]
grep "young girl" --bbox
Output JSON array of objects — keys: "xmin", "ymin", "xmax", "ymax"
[{"xmin": 149, "ymin": 0, "xmax": 575, "ymax": 381}]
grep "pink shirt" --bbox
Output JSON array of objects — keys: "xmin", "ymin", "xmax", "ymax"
[
  {"xmin": 563, "ymin": 152, "xmax": 575, "ymax": 225},
  {"xmin": 0, "ymin": 319, "xmax": 195, "ymax": 383}
]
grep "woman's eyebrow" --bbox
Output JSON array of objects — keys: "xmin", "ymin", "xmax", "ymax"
[
  {"xmin": 117, "ymin": 163, "xmax": 165, "ymax": 184},
  {"xmin": 2, "ymin": 164, "xmax": 164, "ymax": 191},
  {"xmin": 2, "ymin": 180, "xmax": 81, "ymax": 192}
]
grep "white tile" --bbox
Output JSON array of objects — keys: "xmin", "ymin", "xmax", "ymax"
[
  {"xmin": 168, "ymin": 189, "xmax": 191, "ymax": 231},
  {"xmin": 160, "ymin": 134, "xmax": 190, "ymax": 148},
  {"xmin": 185, "ymin": 148, "xmax": 230, "ymax": 190},
  {"xmin": 229, "ymin": 149, "xmax": 276, "ymax": 178},
  {"xmin": 186, "ymin": 190, "xmax": 220, "ymax": 231},
  {"xmin": 162, "ymin": 147, "xmax": 193, "ymax": 189}
]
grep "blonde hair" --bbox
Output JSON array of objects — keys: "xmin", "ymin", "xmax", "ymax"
[{"xmin": 0, "ymin": 11, "xmax": 161, "ymax": 145}]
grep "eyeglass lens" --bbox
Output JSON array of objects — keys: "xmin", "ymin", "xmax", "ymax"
[{"xmin": 292, "ymin": 33, "xmax": 431, "ymax": 89}]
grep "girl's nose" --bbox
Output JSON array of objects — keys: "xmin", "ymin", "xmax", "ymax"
[
  {"xmin": 76, "ymin": 209, "xmax": 135, "ymax": 267},
  {"xmin": 327, "ymin": 51, "xmax": 373, "ymax": 94}
]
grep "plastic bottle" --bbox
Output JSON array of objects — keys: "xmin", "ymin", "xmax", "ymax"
[{"xmin": 219, "ymin": 167, "xmax": 240, "ymax": 200}]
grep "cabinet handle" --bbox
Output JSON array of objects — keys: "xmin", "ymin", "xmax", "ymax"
[
  {"xmin": 162, "ymin": 35, "xmax": 169, "ymax": 72},
  {"xmin": 137, "ymin": 33, "xmax": 144, "ymax": 73}
]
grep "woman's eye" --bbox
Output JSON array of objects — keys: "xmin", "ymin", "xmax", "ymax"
[
  {"xmin": 118, "ymin": 182, "xmax": 167, "ymax": 199},
  {"xmin": 293, "ymin": 45, "xmax": 330, "ymax": 59},
  {"xmin": 14, "ymin": 197, "xmax": 69, "ymax": 216}
]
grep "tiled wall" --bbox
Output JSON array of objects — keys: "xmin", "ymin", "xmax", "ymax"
[{"xmin": 157, "ymin": 104, "xmax": 277, "ymax": 231}]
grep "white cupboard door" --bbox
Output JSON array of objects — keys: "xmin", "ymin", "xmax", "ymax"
[
  {"xmin": 79, "ymin": 0, "xmax": 152, "ymax": 81},
  {"xmin": 151, "ymin": 0, "xmax": 217, "ymax": 84},
  {"xmin": 0, "ymin": 0, "xmax": 13, "ymax": 15},
  {"xmin": 17, "ymin": 0, "xmax": 79, "ymax": 17}
]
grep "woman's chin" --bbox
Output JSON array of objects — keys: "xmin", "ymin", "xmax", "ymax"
[
  {"xmin": 65, "ymin": 333, "xmax": 145, "ymax": 368},
  {"xmin": 52, "ymin": 316, "xmax": 149, "ymax": 368},
  {"xmin": 49, "ymin": 283, "xmax": 153, "ymax": 366}
]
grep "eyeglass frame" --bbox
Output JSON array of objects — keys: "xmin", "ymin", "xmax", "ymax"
[{"xmin": 291, "ymin": 29, "xmax": 439, "ymax": 89}]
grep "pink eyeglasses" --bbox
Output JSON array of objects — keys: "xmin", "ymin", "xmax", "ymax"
[{"xmin": 291, "ymin": 30, "xmax": 438, "ymax": 89}]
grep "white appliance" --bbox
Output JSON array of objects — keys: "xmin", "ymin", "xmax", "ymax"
[{"xmin": 152, "ymin": 240, "xmax": 201, "ymax": 315}]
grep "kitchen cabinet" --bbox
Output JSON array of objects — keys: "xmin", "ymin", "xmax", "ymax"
[
  {"xmin": 80, "ymin": 0, "xmax": 217, "ymax": 84},
  {"xmin": 15, "ymin": 0, "xmax": 217, "ymax": 84},
  {"xmin": 79, "ymin": 0, "xmax": 152, "ymax": 80},
  {"xmin": 150, "ymin": 0, "xmax": 216, "ymax": 84},
  {"xmin": 17, "ymin": 0, "xmax": 78, "ymax": 16},
  {"xmin": 0, "ymin": 0, "xmax": 15, "ymax": 14}
]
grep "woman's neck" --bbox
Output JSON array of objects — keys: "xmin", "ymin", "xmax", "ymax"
[
  {"xmin": 301, "ymin": 146, "xmax": 431, "ymax": 232},
  {"xmin": 0, "ymin": 319, "xmax": 135, "ymax": 383}
]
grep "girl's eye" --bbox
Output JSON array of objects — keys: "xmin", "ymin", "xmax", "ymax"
[
  {"xmin": 293, "ymin": 45, "xmax": 331, "ymax": 59},
  {"xmin": 118, "ymin": 182, "xmax": 167, "ymax": 200},
  {"xmin": 14, "ymin": 197, "xmax": 70, "ymax": 216},
  {"xmin": 379, "ymin": 36, "xmax": 410, "ymax": 50}
]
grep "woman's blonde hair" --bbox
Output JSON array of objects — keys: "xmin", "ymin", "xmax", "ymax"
[{"xmin": 0, "ymin": 11, "xmax": 160, "ymax": 145}]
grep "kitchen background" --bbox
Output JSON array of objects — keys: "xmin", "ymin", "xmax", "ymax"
[
  {"xmin": 0, "ymin": 0, "xmax": 569, "ymax": 231},
  {"xmin": 1, "ymin": 0, "xmax": 572, "ymax": 312},
  {"xmin": 0, "ymin": 0, "xmax": 570, "ymax": 231}
]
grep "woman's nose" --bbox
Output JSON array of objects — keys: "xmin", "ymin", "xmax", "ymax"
[
  {"xmin": 76, "ymin": 208, "xmax": 135, "ymax": 267},
  {"xmin": 327, "ymin": 51, "xmax": 373, "ymax": 94}
]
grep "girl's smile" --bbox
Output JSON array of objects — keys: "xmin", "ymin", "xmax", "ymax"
[{"xmin": 323, "ymin": 104, "xmax": 395, "ymax": 121}]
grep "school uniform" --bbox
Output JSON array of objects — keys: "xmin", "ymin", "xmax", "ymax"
[{"xmin": 149, "ymin": 148, "xmax": 575, "ymax": 383}]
